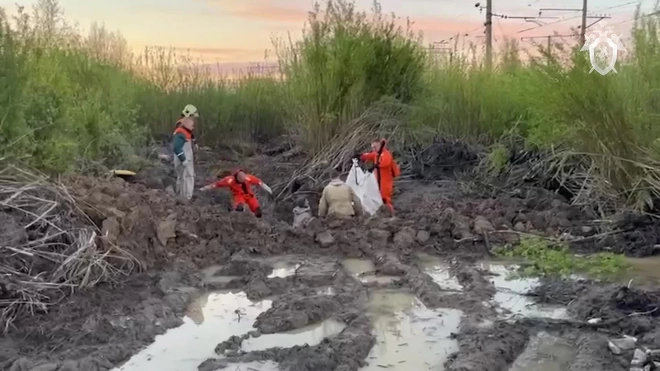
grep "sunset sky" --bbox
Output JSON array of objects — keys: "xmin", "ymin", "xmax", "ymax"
[{"xmin": 0, "ymin": 0, "xmax": 654, "ymax": 64}]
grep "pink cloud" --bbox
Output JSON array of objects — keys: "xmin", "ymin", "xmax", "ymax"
[
  {"xmin": 211, "ymin": 2, "xmax": 310, "ymax": 23},
  {"xmin": 130, "ymin": 44, "xmax": 269, "ymax": 63}
]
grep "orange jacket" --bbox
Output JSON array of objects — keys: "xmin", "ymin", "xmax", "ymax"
[
  {"xmin": 361, "ymin": 148, "xmax": 396, "ymax": 192},
  {"xmin": 211, "ymin": 173, "xmax": 264, "ymax": 198}
]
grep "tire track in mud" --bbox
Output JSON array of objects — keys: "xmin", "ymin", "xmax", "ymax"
[
  {"xmin": 198, "ymin": 252, "xmax": 529, "ymax": 371},
  {"xmin": 198, "ymin": 257, "xmax": 377, "ymax": 371},
  {"xmin": 404, "ymin": 258, "xmax": 528, "ymax": 371}
]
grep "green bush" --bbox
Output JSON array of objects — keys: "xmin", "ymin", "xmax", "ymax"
[{"xmin": 276, "ymin": 0, "xmax": 428, "ymax": 152}]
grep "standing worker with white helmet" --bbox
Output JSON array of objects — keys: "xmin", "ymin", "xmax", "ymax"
[
  {"xmin": 172, "ymin": 104, "xmax": 199, "ymax": 200},
  {"xmin": 175, "ymin": 104, "xmax": 200, "ymax": 151}
]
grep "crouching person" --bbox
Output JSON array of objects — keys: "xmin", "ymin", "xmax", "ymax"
[
  {"xmin": 318, "ymin": 169, "xmax": 363, "ymax": 218},
  {"xmin": 292, "ymin": 197, "xmax": 314, "ymax": 228},
  {"xmin": 199, "ymin": 168, "xmax": 272, "ymax": 218}
]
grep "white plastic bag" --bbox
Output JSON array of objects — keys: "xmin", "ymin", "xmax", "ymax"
[{"xmin": 345, "ymin": 159, "xmax": 383, "ymax": 215}]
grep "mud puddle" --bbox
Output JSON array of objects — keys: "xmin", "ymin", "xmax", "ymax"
[
  {"xmin": 509, "ymin": 331, "xmax": 576, "ymax": 371},
  {"xmin": 115, "ymin": 289, "xmax": 346, "ymax": 371},
  {"xmin": 114, "ymin": 291, "xmax": 272, "ymax": 371},
  {"xmin": 479, "ymin": 262, "xmax": 568, "ymax": 319},
  {"xmin": 343, "ymin": 258, "xmax": 400, "ymax": 284},
  {"xmin": 620, "ymin": 256, "xmax": 660, "ymax": 288},
  {"xmin": 267, "ymin": 261, "xmax": 301, "ymax": 278},
  {"xmin": 417, "ymin": 254, "xmax": 463, "ymax": 291},
  {"xmin": 201, "ymin": 266, "xmax": 242, "ymax": 287},
  {"xmin": 214, "ymin": 361, "xmax": 280, "ymax": 370},
  {"xmin": 242, "ymin": 319, "xmax": 346, "ymax": 351},
  {"xmin": 362, "ymin": 289, "xmax": 462, "ymax": 370}
]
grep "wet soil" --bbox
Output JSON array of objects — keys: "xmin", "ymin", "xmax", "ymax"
[{"xmin": 3, "ymin": 140, "xmax": 660, "ymax": 371}]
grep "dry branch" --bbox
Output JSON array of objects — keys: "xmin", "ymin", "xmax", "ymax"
[
  {"xmin": 0, "ymin": 165, "xmax": 138, "ymax": 332},
  {"xmin": 273, "ymin": 99, "xmax": 407, "ymax": 200}
]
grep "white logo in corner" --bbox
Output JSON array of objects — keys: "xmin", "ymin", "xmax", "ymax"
[{"xmin": 580, "ymin": 21, "xmax": 625, "ymax": 75}]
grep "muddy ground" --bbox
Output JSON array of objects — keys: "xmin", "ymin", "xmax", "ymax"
[{"xmin": 2, "ymin": 140, "xmax": 660, "ymax": 371}]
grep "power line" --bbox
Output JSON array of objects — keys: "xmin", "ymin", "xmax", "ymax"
[
  {"xmin": 609, "ymin": 9, "xmax": 660, "ymax": 26},
  {"xmin": 475, "ymin": 0, "xmax": 571, "ymax": 68},
  {"xmin": 517, "ymin": 1, "xmax": 639, "ymax": 34}
]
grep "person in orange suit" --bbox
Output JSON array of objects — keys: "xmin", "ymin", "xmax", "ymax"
[
  {"xmin": 357, "ymin": 139, "xmax": 400, "ymax": 215},
  {"xmin": 199, "ymin": 169, "xmax": 273, "ymax": 218}
]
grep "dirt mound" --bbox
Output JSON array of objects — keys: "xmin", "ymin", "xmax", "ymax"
[
  {"xmin": 446, "ymin": 322, "xmax": 528, "ymax": 371},
  {"xmin": 0, "ymin": 168, "xmax": 138, "ymax": 332},
  {"xmin": 408, "ymin": 139, "xmax": 481, "ymax": 180},
  {"xmin": 2, "ymin": 269, "xmax": 198, "ymax": 371},
  {"xmin": 533, "ymin": 280, "xmax": 660, "ymax": 337},
  {"xmin": 67, "ymin": 163, "xmax": 612, "ymax": 268},
  {"xmin": 566, "ymin": 210, "xmax": 660, "ymax": 257}
]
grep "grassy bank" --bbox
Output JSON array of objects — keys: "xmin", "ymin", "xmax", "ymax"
[{"xmin": 1, "ymin": 0, "xmax": 660, "ymax": 207}]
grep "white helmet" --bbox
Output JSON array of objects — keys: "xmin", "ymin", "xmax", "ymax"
[{"xmin": 182, "ymin": 104, "xmax": 199, "ymax": 118}]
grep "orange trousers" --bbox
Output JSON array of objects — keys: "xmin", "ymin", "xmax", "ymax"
[
  {"xmin": 379, "ymin": 182, "xmax": 394, "ymax": 213},
  {"xmin": 232, "ymin": 193, "xmax": 262, "ymax": 217}
]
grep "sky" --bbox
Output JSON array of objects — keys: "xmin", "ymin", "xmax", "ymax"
[{"xmin": 0, "ymin": 0, "xmax": 654, "ymax": 65}]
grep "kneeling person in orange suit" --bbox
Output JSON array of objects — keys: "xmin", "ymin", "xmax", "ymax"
[
  {"xmin": 358, "ymin": 139, "xmax": 400, "ymax": 215},
  {"xmin": 200, "ymin": 169, "xmax": 273, "ymax": 218}
]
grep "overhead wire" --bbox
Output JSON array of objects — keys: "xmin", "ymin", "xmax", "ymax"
[
  {"xmin": 516, "ymin": 1, "xmax": 642, "ymax": 34},
  {"xmin": 609, "ymin": 9, "xmax": 660, "ymax": 26}
]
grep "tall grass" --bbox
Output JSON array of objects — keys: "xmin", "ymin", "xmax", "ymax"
[
  {"xmin": 2, "ymin": 0, "xmax": 660, "ymax": 207},
  {"xmin": 0, "ymin": 1, "xmax": 288, "ymax": 172},
  {"xmin": 276, "ymin": 0, "xmax": 427, "ymax": 152}
]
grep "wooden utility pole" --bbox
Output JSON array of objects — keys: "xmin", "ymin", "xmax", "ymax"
[
  {"xmin": 580, "ymin": 0, "xmax": 588, "ymax": 46},
  {"xmin": 485, "ymin": 0, "xmax": 493, "ymax": 69}
]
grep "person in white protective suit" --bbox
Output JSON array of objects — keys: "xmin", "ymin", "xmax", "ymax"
[
  {"xmin": 318, "ymin": 169, "xmax": 364, "ymax": 218},
  {"xmin": 172, "ymin": 104, "xmax": 198, "ymax": 200}
]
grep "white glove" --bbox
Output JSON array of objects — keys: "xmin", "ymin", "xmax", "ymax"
[
  {"xmin": 182, "ymin": 159, "xmax": 190, "ymax": 167},
  {"xmin": 260, "ymin": 183, "xmax": 273, "ymax": 195},
  {"xmin": 200, "ymin": 185, "xmax": 212, "ymax": 191}
]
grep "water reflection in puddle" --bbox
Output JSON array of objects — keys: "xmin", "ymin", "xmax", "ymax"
[
  {"xmin": 479, "ymin": 263, "xmax": 567, "ymax": 319},
  {"xmin": 242, "ymin": 319, "xmax": 346, "ymax": 351},
  {"xmin": 216, "ymin": 361, "xmax": 280, "ymax": 371},
  {"xmin": 114, "ymin": 290, "xmax": 345, "ymax": 371},
  {"xmin": 342, "ymin": 258, "xmax": 376, "ymax": 276},
  {"xmin": 114, "ymin": 292, "xmax": 272, "ymax": 371},
  {"xmin": 267, "ymin": 262, "xmax": 300, "ymax": 278},
  {"xmin": 622, "ymin": 256, "xmax": 660, "ymax": 288},
  {"xmin": 360, "ymin": 275, "xmax": 399, "ymax": 284},
  {"xmin": 425, "ymin": 266, "xmax": 463, "ymax": 291},
  {"xmin": 362, "ymin": 289, "xmax": 462, "ymax": 371},
  {"xmin": 509, "ymin": 331, "xmax": 577, "ymax": 371},
  {"xmin": 342, "ymin": 259, "xmax": 399, "ymax": 284},
  {"xmin": 417, "ymin": 253, "xmax": 463, "ymax": 291},
  {"xmin": 200, "ymin": 266, "xmax": 241, "ymax": 287}
]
